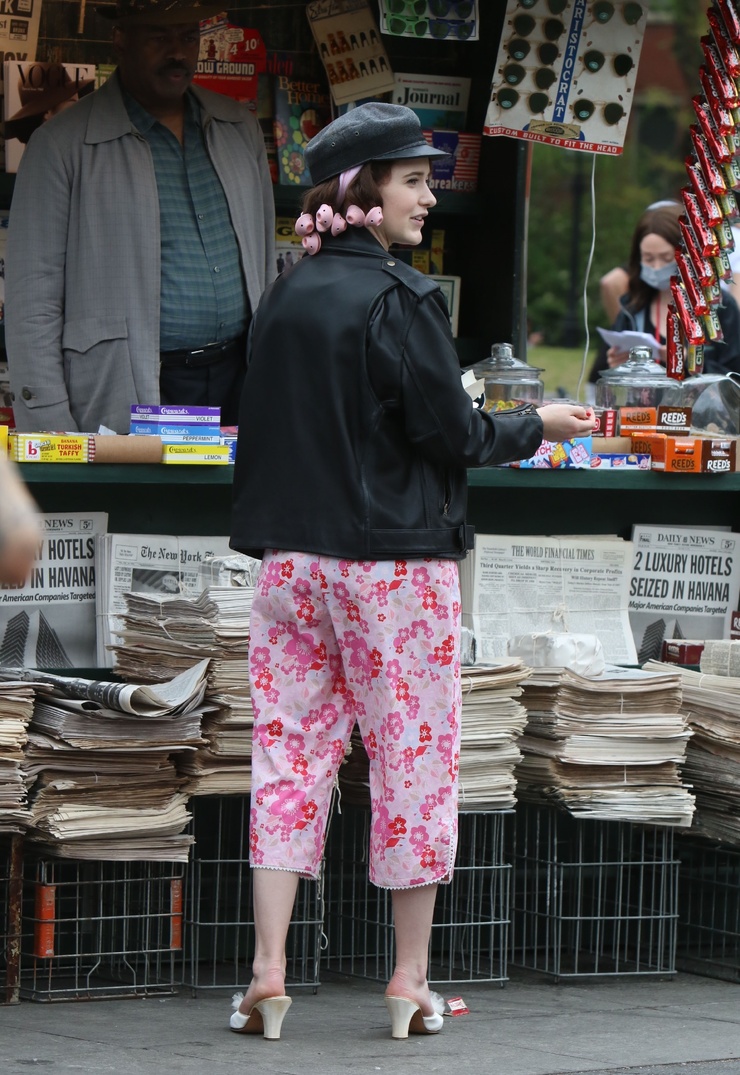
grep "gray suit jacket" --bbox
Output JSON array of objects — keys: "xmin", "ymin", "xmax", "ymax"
[{"xmin": 6, "ymin": 71, "xmax": 276, "ymax": 434}]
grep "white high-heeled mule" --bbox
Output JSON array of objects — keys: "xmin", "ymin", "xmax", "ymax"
[
  {"xmin": 384, "ymin": 995, "xmax": 444, "ymax": 1039},
  {"xmin": 229, "ymin": 992, "xmax": 292, "ymax": 1040}
]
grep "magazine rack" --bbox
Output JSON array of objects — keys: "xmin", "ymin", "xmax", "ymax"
[
  {"xmin": 20, "ymin": 854, "xmax": 184, "ymax": 1001},
  {"xmin": 323, "ymin": 804, "xmax": 512, "ymax": 986},
  {"xmin": 510, "ymin": 802, "xmax": 679, "ymax": 980},
  {"xmin": 0, "ymin": 835, "xmax": 22, "ymax": 1004},
  {"xmin": 184, "ymin": 796, "xmax": 323, "ymax": 994},
  {"xmin": 676, "ymin": 836, "xmax": 740, "ymax": 983}
]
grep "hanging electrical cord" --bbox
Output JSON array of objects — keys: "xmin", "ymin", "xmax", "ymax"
[{"xmin": 575, "ymin": 151, "xmax": 598, "ymax": 404}]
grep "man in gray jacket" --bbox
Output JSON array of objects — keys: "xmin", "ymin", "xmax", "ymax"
[{"xmin": 6, "ymin": 0, "xmax": 276, "ymax": 434}]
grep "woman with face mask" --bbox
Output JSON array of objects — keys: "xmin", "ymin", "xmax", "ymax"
[{"xmin": 590, "ymin": 201, "xmax": 740, "ymax": 378}]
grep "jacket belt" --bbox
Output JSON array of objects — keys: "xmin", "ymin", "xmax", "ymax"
[{"xmin": 160, "ymin": 333, "xmax": 246, "ymax": 369}]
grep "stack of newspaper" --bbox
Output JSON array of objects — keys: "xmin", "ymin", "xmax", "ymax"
[
  {"xmin": 95, "ymin": 533, "xmax": 233, "ymax": 667},
  {"xmin": 458, "ymin": 661, "xmax": 530, "ymax": 810},
  {"xmin": 10, "ymin": 661, "xmax": 211, "ymax": 859},
  {"xmin": 515, "ymin": 665, "xmax": 695, "ymax": 825},
  {"xmin": 645, "ymin": 659, "xmax": 740, "ymax": 845},
  {"xmin": 0, "ymin": 680, "xmax": 39, "ymax": 833},
  {"xmin": 111, "ymin": 554, "xmax": 259, "ymax": 795},
  {"xmin": 338, "ymin": 661, "xmax": 530, "ymax": 811}
]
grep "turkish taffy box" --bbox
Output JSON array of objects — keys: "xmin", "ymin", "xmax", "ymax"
[{"xmin": 9, "ymin": 433, "xmax": 94, "ymax": 463}]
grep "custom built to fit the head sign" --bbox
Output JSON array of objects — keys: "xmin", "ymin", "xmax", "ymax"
[{"xmin": 484, "ymin": 0, "xmax": 647, "ymax": 155}]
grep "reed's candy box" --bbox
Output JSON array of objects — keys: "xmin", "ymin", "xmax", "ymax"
[{"xmin": 631, "ymin": 432, "xmax": 736, "ymax": 473}]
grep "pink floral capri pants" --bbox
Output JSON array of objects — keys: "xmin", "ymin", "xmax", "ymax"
[{"xmin": 248, "ymin": 551, "xmax": 462, "ymax": 889}]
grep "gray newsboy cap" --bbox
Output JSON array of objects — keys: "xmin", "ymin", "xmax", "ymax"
[{"xmin": 304, "ymin": 102, "xmax": 449, "ymax": 185}]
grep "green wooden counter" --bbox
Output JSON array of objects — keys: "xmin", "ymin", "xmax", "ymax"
[{"xmin": 18, "ymin": 464, "xmax": 740, "ymax": 539}]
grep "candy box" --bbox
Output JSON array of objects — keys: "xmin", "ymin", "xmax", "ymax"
[
  {"xmin": 588, "ymin": 452, "xmax": 650, "ymax": 470},
  {"xmin": 661, "ymin": 640, "xmax": 704, "ymax": 666},
  {"xmin": 516, "ymin": 436, "xmax": 591, "ymax": 469},
  {"xmin": 631, "ymin": 432, "xmax": 737, "ymax": 473},
  {"xmin": 618, "ymin": 405, "xmax": 692, "ymax": 435}
]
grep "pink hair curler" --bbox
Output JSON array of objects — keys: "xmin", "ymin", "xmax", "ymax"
[
  {"xmin": 345, "ymin": 204, "xmax": 366, "ymax": 227},
  {"xmin": 331, "ymin": 214, "xmax": 347, "ymax": 236},
  {"xmin": 301, "ymin": 233, "xmax": 322, "ymax": 255},
  {"xmin": 365, "ymin": 206, "xmax": 383, "ymax": 227},
  {"xmin": 315, "ymin": 204, "xmax": 334, "ymax": 232},
  {"xmin": 295, "ymin": 213, "xmax": 315, "ymax": 236}
]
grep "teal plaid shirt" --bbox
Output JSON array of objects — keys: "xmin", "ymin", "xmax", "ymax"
[{"xmin": 124, "ymin": 90, "xmax": 248, "ymax": 351}]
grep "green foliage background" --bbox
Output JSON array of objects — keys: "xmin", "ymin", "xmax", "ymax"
[{"xmin": 525, "ymin": 2, "xmax": 706, "ymax": 346}]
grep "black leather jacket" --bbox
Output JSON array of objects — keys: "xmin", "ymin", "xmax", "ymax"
[{"xmin": 231, "ymin": 229, "xmax": 544, "ymax": 561}]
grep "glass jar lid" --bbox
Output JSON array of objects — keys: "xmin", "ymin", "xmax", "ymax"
[
  {"xmin": 472, "ymin": 342, "xmax": 545, "ymax": 382},
  {"xmin": 597, "ymin": 346, "xmax": 667, "ymax": 386}
]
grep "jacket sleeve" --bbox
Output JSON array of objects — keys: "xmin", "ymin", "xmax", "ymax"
[
  {"xmin": 368, "ymin": 285, "xmax": 544, "ymax": 467},
  {"xmin": 5, "ymin": 126, "xmax": 77, "ymax": 432}
]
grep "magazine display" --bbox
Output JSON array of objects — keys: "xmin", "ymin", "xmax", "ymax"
[
  {"xmin": 3, "ymin": 61, "xmax": 96, "ymax": 172},
  {"xmin": 0, "ymin": 512, "xmax": 108, "ymax": 669},
  {"xmin": 629, "ymin": 524, "xmax": 740, "ymax": 663},
  {"xmin": 461, "ymin": 534, "xmax": 637, "ymax": 666},
  {"xmin": 95, "ymin": 532, "xmax": 232, "ymax": 667}
]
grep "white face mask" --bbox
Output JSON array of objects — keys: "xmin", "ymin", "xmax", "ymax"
[{"xmin": 640, "ymin": 260, "xmax": 677, "ymax": 291}]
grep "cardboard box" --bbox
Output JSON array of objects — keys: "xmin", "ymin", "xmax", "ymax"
[
  {"xmin": 9, "ymin": 433, "xmax": 94, "ymax": 463},
  {"xmin": 161, "ymin": 444, "xmax": 230, "ymax": 464},
  {"xmin": 661, "ymin": 640, "xmax": 704, "ymax": 666},
  {"xmin": 588, "ymin": 452, "xmax": 650, "ymax": 470},
  {"xmin": 592, "ymin": 408, "xmax": 617, "ymax": 437},
  {"xmin": 619, "ymin": 405, "xmax": 692, "ymax": 435},
  {"xmin": 515, "ymin": 436, "xmax": 592, "ymax": 469},
  {"xmin": 631, "ymin": 432, "xmax": 736, "ymax": 473},
  {"xmin": 131, "ymin": 405, "xmax": 221, "ymax": 422}
]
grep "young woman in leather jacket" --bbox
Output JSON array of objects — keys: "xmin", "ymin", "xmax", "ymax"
[{"xmin": 229, "ymin": 102, "xmax": 596, "ymax": 1043}]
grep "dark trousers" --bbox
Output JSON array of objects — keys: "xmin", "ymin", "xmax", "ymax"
[{"xmin": 159, "ymin": 334, "xmax": 247, "ymax": 426}]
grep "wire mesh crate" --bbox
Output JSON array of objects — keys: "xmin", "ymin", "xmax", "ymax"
[
  {"xmin": 510, "ymin": 803, "xmax": 679, "ymax": 979},
  {"xmin": 1, "ymin": 835, "xmax": 23, "ymax": 1004},
  {"xmin": 676, "ymin": 837, "xmax": 740, "ymax": 983},
  {"xmin": 184, "ymin": 796, "xmax": 323, "ymax": 994},
  {"xmin": 20, "ymin": 856, "xmax": 184, "ymax": 1001},
  {"xmin": 323, "ymin": 804, "xmax": 512, "ymax": 985}
]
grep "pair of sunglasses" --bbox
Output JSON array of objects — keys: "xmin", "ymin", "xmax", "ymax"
[
  {"xmin": 506, "ymin": 39, "xmax": 560, "ymax": 64},
  {"xmin": 495, "ymin": 87, "xmax": 550, "ymax": 114},
  {"xmin": 592, "ymin": 1, "xmax": 644, "ymax": 24},
  {"xmin": 583, "ymin": 50, "xmax": 635, "ymax": 76},
  {"xmin": 386, "ymin": 13, "xmax": 476, "ymax": 39},
  {"xmin": 519, "ymin": 0, "xmax": 568, "ymax": 10},
  {"xmin": 386, "ymin": 0, "xmax": 474, "ymax": 16},
  {"xmin": 571, "ymin": 98, "xmax": 626, "ymax": 125},
  {"xmin": 510, "ymin": 14, "xmax": 565, "ymax": 39},
  {"xmin": 502, "ymin": 63, "xmax": 558, "ymax": 90}
]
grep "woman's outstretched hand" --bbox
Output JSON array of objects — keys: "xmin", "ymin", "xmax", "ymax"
[{"xmin": 536, "ymin": 404, "xmax": 598, "ymax": 443}]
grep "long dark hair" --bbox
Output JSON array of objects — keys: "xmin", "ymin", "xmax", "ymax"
[
  {"xmin": 625, "ymin": 202, "xmax": 681, "ymax": 312},
  {"xmin": 301, "ymin": 160, "xmax": 393, "ymax": 218}
]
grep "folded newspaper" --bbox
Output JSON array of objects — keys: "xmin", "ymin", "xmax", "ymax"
[{"xmin": 0, "ymin": 658, "xmax": 210, "ymax": 717}]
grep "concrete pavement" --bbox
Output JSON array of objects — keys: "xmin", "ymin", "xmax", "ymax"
[{"xmin": 1, "ymin": 968, "xmax": 739, "ymax": 1075}]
